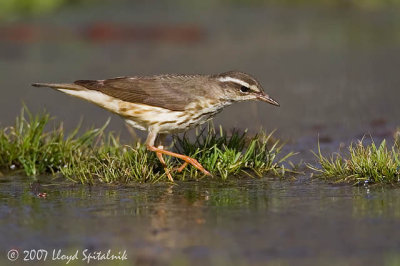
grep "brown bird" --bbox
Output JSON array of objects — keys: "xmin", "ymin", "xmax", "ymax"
[{"xmin": 32, "ymin": 71, "xmax": 279, "ymax": 181}]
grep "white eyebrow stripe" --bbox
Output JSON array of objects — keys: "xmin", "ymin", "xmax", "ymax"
[
  {"xmin": 218, "ymin": 77, "xmax": 250, "ymax": 88},
  {"xmin": 250, "ymin": 85, "xmax": 261, "ymax": 92}
]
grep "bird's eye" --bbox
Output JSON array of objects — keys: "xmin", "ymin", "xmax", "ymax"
[{"xmin": 240, "ymin": 86, "xmax": 250, "ymax": 93}]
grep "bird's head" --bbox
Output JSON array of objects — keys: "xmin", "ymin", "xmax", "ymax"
[{"xmin": 213, "ymin": 71, "xmax": 279, "ymax": 106}]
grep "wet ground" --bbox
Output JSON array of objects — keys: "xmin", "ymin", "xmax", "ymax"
[{"xmin": 1, "ymin": 1, "xmax": 400, "ymax": 265}]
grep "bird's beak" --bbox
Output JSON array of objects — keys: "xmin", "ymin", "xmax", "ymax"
[{"xmin": 257, "ymin": 93, "xmax": 280, "ymax": 106}]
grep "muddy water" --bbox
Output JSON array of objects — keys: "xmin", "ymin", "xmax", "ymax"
[
  {"xmin": 1, "ymin": 177, "xmax": 400, "ymax": 265},
  {"xmin": 1, "ymin": 3, "xmax": 399, "ymax": 141},
  {"xmin": 1, "ymin": 2, "xmax": 400, "ymax": 265}
]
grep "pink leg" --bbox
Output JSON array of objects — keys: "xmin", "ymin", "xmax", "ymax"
[
  {"xmin": 147, "ymin": 145, "xmax": 211, "ymax": 176},
  {"xmin": 156, "ymin": 152, "xmax": 174, "ymax": 182},
  {"xmin": 176, "ymin": 162, "xmax": 189, "ymax": 173}
]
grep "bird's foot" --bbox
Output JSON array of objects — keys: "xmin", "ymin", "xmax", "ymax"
[
  {"xmin": 147, "ymin": 145, "xmax": 211, "ymax": 179},
  {"xmin": 155, "ymin": 151, "xmax": 174, "ymax": 182},
  {"xmin": 174, "ymin": 162, "xmax": 188, "ymax": 173}
]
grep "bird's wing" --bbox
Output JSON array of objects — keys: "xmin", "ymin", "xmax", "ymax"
[{"xmin": 74, "ymin": 75, "xmax": 204, "ymax": 111}]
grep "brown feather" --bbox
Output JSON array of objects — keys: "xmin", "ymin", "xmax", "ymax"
[{"xmin": 74, "ymin": 75, "xmax": 209, "ymax": 111}]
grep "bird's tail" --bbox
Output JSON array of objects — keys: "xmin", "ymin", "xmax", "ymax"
[
  {"xmin": 31, "ymin": 82, "xmax": 112, "ymax": 110},
  {"xmin": 32, "ymin": 83, "xmax": 84, "ymax": 91}
]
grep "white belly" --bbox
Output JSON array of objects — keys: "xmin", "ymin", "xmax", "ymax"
[
  {"xmin": 58, "ymin": 88, "xmax": 228, "ymax": 133},
  {"xmin": 125, "ymin": 103, "xmax": 225, "ymax": 133}
]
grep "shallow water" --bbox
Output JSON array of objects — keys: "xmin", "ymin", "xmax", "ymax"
[
  {"xmin": 0, "ymin": 2, "xmax": 399, "ymax": 141},
  {"xmin": 1, "ymin": 2, "xmax": 400, "ymax": 265},
  {"xmin": 1, "ymin": 176, "xmax": 400, "ymax": 265}
]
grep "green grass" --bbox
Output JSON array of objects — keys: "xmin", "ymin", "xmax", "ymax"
[
  {"xmin": 0, "ymin": 108, "xmax": 295, "ymax": 184},
  {"xmin": 307, "ymin": 138, "xmax": 400, "ymax": 185},
  {"xmin": 174, "ymin": 125, "xmax": 295, "ymax": 180},
  {"xmin": 0, "ymin": 108, "xmax": 107, "ymax": 176}
]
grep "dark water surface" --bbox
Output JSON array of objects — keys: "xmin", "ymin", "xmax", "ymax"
[
  {"xmin": 1, "ymin": 2, "xmax": 400, "ymax": 141},
  {"xmin": 1, "ymin": 2, "xmax": 400, "ymax": 265},
  {"xmin": 1, "ymin": 177, "xmax": 400, "ymax": 265}
]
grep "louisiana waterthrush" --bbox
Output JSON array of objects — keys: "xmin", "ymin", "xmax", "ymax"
[{"xmin": 32, "ymin": 71, "xmax": 279, "ymax": 181}]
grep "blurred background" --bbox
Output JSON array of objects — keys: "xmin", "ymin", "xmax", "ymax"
[
  {"xmin": 1, "ymin": 0, "xmax": 400, "ymax": 141},
  {"xmin": 2, "ymin": 2, "xmax": 400, "ymax": 265}
]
